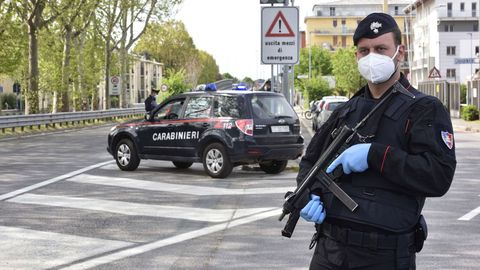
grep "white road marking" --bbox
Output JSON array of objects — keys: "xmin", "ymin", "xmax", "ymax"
[
  {"xmin": 60, "ymin": 208, "xmax": 282, "ymax": 270},
  {"xmin": 0, "ymin": 160, "xmax": 115, "ymax": 201},
  {"xmin": 458, "ymin": 205, "xmax": 480, "ymax": 221},
  {"xmin": 0, "ymin": 225, "xmax": 132, "ymax": 270},
  {"xmin": 8, "ymin": 194, "xmax": 276, "ymax": 223},
  {"xmin": 69, "ymin": 174, "xmax": 293, "ymax": 195}
]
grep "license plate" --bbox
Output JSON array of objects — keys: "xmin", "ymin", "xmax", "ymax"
[{"xmin": 271, "ymin": 125, "xmax": 289, "ymax": 133}]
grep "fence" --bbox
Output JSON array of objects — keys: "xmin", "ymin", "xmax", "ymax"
[
  {"xmin": 0, "ymin": 108, "xmax": 145, "ymax": 133},
  {"xmin": 417, "ymin": 80, "xmax": 461, "ymax": 118}
]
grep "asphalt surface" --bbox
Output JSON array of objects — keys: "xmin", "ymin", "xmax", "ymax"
[{"xmin": 0, "ymin": 117, "xmax": 479, "ymax": 269}]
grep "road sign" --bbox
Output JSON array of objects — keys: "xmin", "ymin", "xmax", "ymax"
[
  {"xmin": 160, "ymin": 84, "xmax": 168, "ymax": 92},
  {"xmin": 261, "ymin": 7, "xmax": 299, "ymax": 64},
  {"xmin": 109, "ymin": 76, "xmax": 120, "ymax": 95},
  {"xmin": 428, "ymin": 66, "xmax": 441, "ymax": 79}
]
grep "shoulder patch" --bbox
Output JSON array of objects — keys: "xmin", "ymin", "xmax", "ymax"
[{"xmin": 441, "ymin": 131, "xmax": 454, "ymax": 149}]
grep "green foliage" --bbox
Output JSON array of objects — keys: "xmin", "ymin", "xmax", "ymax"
[
  {"xmin": 134, "ymin": 21, "xmax": 197, "ymax": 72},
  {"xmin": 332, "ymin": 47, "xmax": 365, "ymax": 96},
  {"xmin": 303, "ymin": 76, "xmax": 332, "ymax": 102},
  {"xmin": 461, "ymin": 105, "xmax": 479, "ymax": 121},
  {"xmin": 162, "ymin": 68, "xmax": 192, "ymax": 98},
  {"xmin": 197, "ymin": 50, "xmax": 220, "ymax": 84},
  {"xmin": 460, "ymin": 84, "xmax": 467, "ymax": 104},
  {"xmin": 296, "ymin": 46, "xmax": 333, "ymax": 78},
  {"xmin": 0, "ymin": 93, "xmax": 17, "ymax": 110}
]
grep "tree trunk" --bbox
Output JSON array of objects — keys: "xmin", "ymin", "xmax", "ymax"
[
  {"xmin": 60, "ymin": 28, "xmax": 73, "ymax": 112},
  {"xmin": 75, "ymin": 32, "xmax": 87, "ymax": 110},
  {"xmin": 119, "ymin": 42, "xmax": 128, "ymax": 108},
  {"xmin": 103, "ymin": 41, "xmax": 111, "ymax": 110},
  {"xmin": 27, "ymin": 25, "xmax": 40, "ymax": 115}
]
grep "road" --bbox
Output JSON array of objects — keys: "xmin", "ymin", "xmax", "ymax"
[{"xmin": 0, "ymin": 120, "xmax": 478, "ymax": 269}]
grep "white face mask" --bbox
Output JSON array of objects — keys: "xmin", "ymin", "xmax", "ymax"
[{"xmin": 358, "ymin": 46, "xmax": 400, "ymax": 84}]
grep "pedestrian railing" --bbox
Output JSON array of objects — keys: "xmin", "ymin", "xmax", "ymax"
[{"xmin": 0, "ymin": 108, "xmax": 145, "ymax": 133}]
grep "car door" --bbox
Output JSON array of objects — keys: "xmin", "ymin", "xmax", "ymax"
[
  {"xmin": 179, "ymin": 95, "xmax": 214, "ymax": 157},
  {"xmin": 137, "ymin": 98, "xmax": 185, "ymax": 157}
]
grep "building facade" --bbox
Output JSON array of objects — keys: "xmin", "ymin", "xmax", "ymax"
[
  {"xmin": 128, "ymin": 54, "xmax": 164, "ymax": 105},
  {"xmin": 405, "ymin": 0, "xmax": 480, "ymax": 86},
  {"xmin": 303, "ymin": 0, "xmax": 413, "ymax": 74}
]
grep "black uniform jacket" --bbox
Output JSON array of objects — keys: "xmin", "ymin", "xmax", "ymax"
[
  {"xmin": 145, "ymin": 95, "xmax": 157, "ymax": 112},
  {"xmin": 297, "ymin": 75, "xmax": 456, "ymax": 232}
]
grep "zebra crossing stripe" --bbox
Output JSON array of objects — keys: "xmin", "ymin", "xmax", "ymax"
[
  {"xmin": 0, "ymin": 160, "xmax": 115, "ymax": 201},
  {"xmin": 0, "ymin": 225, "xmax": 132, "ymax": 270},
  {"xmin": 59, "ymin": 208, "xmax": 282, "ymax": 270},
  {"xmin": 8, "ymin": 194, "xmax": 276, "ymax": 223},
  {"xmin": 69, "ymin": 174, "xmax": 293, "ymax": 195},
  {"xmin": 458, "ymin": 205, "xmax": 480, "ymax": 221}
]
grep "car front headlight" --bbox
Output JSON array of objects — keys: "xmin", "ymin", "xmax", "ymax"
[{"xmin": 109, "ymin": 126, "xmax": 117, "ymax": 133}]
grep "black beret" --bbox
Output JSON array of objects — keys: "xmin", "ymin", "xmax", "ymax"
[{"xmin": 353, "ymin": 13, "xmax": 400, "ymax": 46}]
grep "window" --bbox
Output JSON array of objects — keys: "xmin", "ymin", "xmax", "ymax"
[
  {"xmin": 444, "ymin": 24, "xmax": 454, "ymax": 32},
  {"xmin": 446, "ymin": 46, "xmax": 456, "ymax": 55},
  {"xmin": 333, "ymin": 35, "xmax": 338, "ymax": 45},
  {"xmin": 250, "ymin": 95, "xmax": 296, "ymax": 120},
  {"xmin": 341, "ymin": 19, "xmax": 346, "ymax": 25},
  {"xmin": 476, "ymin": 46, "xmax": 479, "ymax": 55},
  {"xmin": 330, "ymin": 7, "xmax": 335, "ymax": 16},
  {"xmin": 473, "ymin": 2, "xmax": 477, "ymax": 17},
  {"xmin": 475, "ymin": 22, "xmax": 479, "ymax": 31},
  {"xmin": 395, "ymin": 6, "xmax": 399, "ymax": 15},
  {"xmin": 446, "ymin": 69, "xmax": 456, "ymax": 78},
  {"xmin": 341, "ymin": 36, "xmax": 347, "ymax": 47},
  {"xmin": 333, "ymin": 19, "xmax": 337, "ymax": 27},
  {"xmin": 155, "ymin": 99, "xmax": 185, "ymax": 120},
  {"xmin": 460, "ymin": 2, "xmax": 465, "ymax": 12},
  {"xmin": 184, "ymin": 96, "xmax": 212, "ymax": 119},
  {"xmin": 447, "ymin": 2, "xmax": 452, "ymax": 17},
  {"xmin": 213, "ymin": 96, "xmax": 242, "ymax": 118}
]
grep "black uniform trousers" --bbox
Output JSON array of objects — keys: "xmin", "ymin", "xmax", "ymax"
[{"xmin": 310, "ymin": 224, "xmax": 416, "ymax": 270}]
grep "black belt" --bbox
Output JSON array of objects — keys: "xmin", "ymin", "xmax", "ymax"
[{"xmin": 319, "ymin": 223, "xmax": 414, "ymax": 250}]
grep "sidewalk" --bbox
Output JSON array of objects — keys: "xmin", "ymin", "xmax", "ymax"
[{"xmin": 451, "ymin": 118, "xmax": 480, "ymax": 133}]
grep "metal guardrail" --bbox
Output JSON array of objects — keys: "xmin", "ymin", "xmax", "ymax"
[{"xmin": 0, "ymin": 108, "xmax": 145, "ymax": 132}]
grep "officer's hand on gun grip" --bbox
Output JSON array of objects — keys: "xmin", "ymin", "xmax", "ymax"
[
  {"xmin": 300, "ymin": 195, "xmax": 326, "ymax": 224},
  {"xmin": 326, "ymin": 143, "xmax": 371, "ymax": 174}
]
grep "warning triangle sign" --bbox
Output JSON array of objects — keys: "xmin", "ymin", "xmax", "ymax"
[
  {"xmin": 428, "ymin": 66, "xmax": 441, "ymax": 78},
  {"xmin": 266, "ymin": 11, "xmax": 295, "ymax": 37}
]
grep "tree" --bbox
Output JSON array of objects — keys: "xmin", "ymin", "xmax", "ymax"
[
  {"xmin": 197, "ymin": 50, "xmax": 219, "ymax": 84},
  {"xmin": 332, "ymin": 47, "xmax": 365, "ymax": 96},
  {"xmin": 162, "ymin": 68, "xmax": 192, "ymax": 98},
  {"xmin": 13, "ymin": 0, "xmax": 61, "ymax": 114},
  {"xmin": 134, "ymin": 20, "xmax": 197, "ymax": 73},
  {"xmin": 295, "ymin": 46, "xmax": 333, "ymax": 79}
]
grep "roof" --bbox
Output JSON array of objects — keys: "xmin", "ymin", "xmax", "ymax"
[{"xmin": 313, "ymin": 0, "xmax": 412, "ymax": 7}]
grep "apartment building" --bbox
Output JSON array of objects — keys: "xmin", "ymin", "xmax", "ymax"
[
  {"xmin": 304, "ymin": 0, "xmax": 413, "ymax": 74},
  {"xmin": 405, "ymin": 0, "xmax": 480, "ymax": 85}
]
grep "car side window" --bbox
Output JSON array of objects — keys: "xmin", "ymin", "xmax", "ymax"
[
  {"xmin": 154, "ymin": 99, "xmax": 185, "ymax": 120},
  {"xmin": 213, "ymin": 96, "xmax": 241, "ymax": 118},
  {"xmin": 184, "ymin": 96, "xmax": 212, "ymax": 119}
]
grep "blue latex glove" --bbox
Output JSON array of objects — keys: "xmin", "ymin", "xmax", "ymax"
[
  {"xmin": 300, "ymin": 194, "xmax": 326, "ymax": 224},
  {"xmin": 326, "ymin": 143, "xmax": 371, "ymax": 174}
]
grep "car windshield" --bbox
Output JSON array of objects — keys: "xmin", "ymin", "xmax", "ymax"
[{"xmin": 251, "ymin": 95, "xmax": 296, "ymax": 119}]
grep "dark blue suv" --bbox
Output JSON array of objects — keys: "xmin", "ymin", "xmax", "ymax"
[{"xmin": 107, "ymin": 90, "xmax": 304, "ymax": 178}]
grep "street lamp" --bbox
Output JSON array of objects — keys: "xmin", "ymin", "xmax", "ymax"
[{"xmin": 308, "ymin": 31, "xmax": 313, "ymax": 79}]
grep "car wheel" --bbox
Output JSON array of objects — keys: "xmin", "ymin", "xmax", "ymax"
[
  {"xmin": 202, "ymin": 143, "xmax": 233, "ymax": 178},
  {"xmin": 115, "ymin": 139, "xmax": 140, "ymax": 171},
  {"xmin": 259, "ymin": 160, "xmax": 288, "ymax": 174},
  {"xmin": 172, "ymin": 161, "xmax": 193, "ymax": 169}
]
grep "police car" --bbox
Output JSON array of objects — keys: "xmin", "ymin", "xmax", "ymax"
[{"xmin": 107, "ymin": 87, "xmax": 304, "ymax": 178}]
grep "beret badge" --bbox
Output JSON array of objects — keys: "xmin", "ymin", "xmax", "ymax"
[{"xmin": 370, "ymin": 21, "xmax": 382, "ymax": 34}]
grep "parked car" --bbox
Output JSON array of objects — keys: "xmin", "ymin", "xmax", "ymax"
[
  {"xmin": 312, "ymin": 96, "xmax": 348, "ymax": 131},
  {"xmin": 107, "ymin": 88, "xmax": 304, "ymax": 178}
]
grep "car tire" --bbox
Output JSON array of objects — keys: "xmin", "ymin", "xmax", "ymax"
[
  {"xmin": 172, "ymin": 161, "xmax": 193, "ymax": 169},
  {"xmin": 115, "ymin": 138, "xmax": 140, "ymax": 171},
  {"xmin": 259, "ymin": 160, "xmax": 288, "ymax": 174},
  {"xmin": 202, "ymin": 143, "xmax": 233, "ymax": 178}
]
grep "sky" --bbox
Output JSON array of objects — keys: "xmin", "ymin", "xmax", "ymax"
[{"xmin": 174, "ymin": 0, "xmax": 318, "ymax": 81}]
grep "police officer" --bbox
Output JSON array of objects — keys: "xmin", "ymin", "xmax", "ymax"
[
  {"xmin": 297, "ymin": 13, "xmax": 456, "ymax": 269},
  {"xmin": 144, "ymin": 88, "xmax": 159, "ymax": 113}
]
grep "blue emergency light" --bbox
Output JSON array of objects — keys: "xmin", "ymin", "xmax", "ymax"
[
  {"xmin": 233, "ymin": 83, "xmax": 248, "ymax": 90},
  {"xmin": 205, "ymin": 83, "xmax": 217, "ymax": 91}
]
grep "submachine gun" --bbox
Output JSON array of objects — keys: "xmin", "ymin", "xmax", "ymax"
[{"xmin": 279, "ymin": 82, "xmax": 415, "ymax": 238}]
